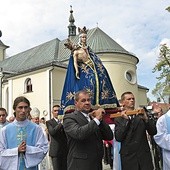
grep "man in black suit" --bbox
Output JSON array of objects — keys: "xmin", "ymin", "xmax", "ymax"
[
  {"xmin": 46, "ymin": 105, "xmax": 67, "ymax": 170},
  {"xmin": 114, "ymin": 91, "xmax": 157, "ymax": 170},
  {"xmin": 63, "ymin": 90, "xmax": 113, "ymax": 170}
]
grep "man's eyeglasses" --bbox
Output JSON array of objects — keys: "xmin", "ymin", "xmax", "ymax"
[
  {"xmin": 53, "ymin": 110, "xmax": 59, "ymax": 112},
  {"xmin": 0, "ymin": 114, "xmax": 6, "ymax": 117},
  {"xmin": 17, "ymin": 106, "xmax": 29, "ymax": 110}
]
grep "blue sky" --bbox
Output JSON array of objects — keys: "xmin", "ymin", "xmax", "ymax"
[{"xmin": 0, "ymin": 0, "xmax": 170, "ymax": 101}]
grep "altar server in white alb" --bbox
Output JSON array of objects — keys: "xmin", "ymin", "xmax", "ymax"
[
  {"xmin": 0, "ymin": 96, "xmax": 49, "ymax": 170},
  {"xmin": 154, "ymin": 108, "xmax": 170, "ymax": 170}
]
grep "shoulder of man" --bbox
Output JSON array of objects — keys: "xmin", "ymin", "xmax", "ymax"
[
  {"xmin": 46, "ymin": 118, "xmax": 58, "ymax": 127},
  {"xmin": 46, "ymin": 118, "xmax": 54, "ymax": 123},
  {"xmin": 64, "ymin": 110, "xmax": 80, "ymax": 119}
]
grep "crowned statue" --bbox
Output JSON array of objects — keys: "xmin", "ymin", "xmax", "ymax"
[{"xmin": 61, "ymin": 26, "xmax": 120, "ymax": 115}]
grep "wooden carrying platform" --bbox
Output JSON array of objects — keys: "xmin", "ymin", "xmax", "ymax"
[{"xmin": 109, "ymin": 108, "xmax": 145, "ymax": 118}]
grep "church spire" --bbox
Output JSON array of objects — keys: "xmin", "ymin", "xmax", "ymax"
[{"xmin": 68, "ymin": 5, "xmax": 76, "ymax": 37}]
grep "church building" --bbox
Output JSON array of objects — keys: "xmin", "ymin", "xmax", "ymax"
[{"xmin": 0, "ymin": 8, "xmax": 148, "ymax": 119}]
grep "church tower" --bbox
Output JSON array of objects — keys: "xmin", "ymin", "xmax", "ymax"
[
  {"xmin": 68, "ymin": 6, "xmax": 76, "ymax": 38},
  {"xmin": 0, "ymin": 30, "xmax": 9, "ymax": 61}
]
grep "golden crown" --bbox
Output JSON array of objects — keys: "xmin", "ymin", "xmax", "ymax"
[{"xmin": 78, "ymin": 26, "xmax": 88, "ymax": 34}]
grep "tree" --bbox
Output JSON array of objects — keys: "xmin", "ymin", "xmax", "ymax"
[
  {"xmin": 152, "ymin": 44, "xmax": 170, "ymax": 103},
  {"xmin": 166, "ymin": 6, "xmax": 170, "ymax": 12},
  {"xmin": 147, "ymin": 97, "xmax": 151, "ymax": 104},
  {"xmin": 152, "ymin": 82, "xmax": 167, "ymax": 103}
]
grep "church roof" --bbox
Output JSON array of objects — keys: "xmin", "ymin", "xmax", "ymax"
[
  {"xmin": 87, "ymin": 27, "xmax": 133, "ymax": 54},
  {"xmin": 0, "ymin": 38, "xmax": 66, "ymax": 74},
  {"xmin": 0, "ymin": 27, "xmax": 138, "ymax": 75},
  {"xmin": 138, "ymin": 85, "xmax": 149, "ymax": 91}
]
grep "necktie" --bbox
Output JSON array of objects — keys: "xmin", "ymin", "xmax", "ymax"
[{"xmin": 85, "ymin": 115, "xmax": 91, "ymax": 122}]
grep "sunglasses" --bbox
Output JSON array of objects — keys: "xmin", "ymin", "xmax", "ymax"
[{"xmin": 53, "ymin": 110, "xmax": 59, "ymax": 112}]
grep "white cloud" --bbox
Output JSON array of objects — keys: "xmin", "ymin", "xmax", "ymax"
[{"xmin": 160, "ymin": 38, "xmax": 170, "ymax": 46}]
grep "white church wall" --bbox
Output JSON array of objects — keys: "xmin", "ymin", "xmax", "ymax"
[
  {"xmin": 99, "ymin": 53, "xmax": 139, "ymax": 107},
  {"xmin": 9, "ymin": 69, "xmax": 50, "ymax": 118},
  {"xmin": 52, "ymin": 67, "xmax": 66, "ymax": 103},
  {"xmin": 138, "ymin": 88, "xmax": 148, "ymax": 107}
]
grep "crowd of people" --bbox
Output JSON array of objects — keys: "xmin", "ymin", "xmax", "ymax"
[
  {"xmin": 0, "ymin": 26, "xmax": 170, "ymax": 170},
  {"xmin": 0, "ymin": 91, "xmax": 169, "ymax": 170}
]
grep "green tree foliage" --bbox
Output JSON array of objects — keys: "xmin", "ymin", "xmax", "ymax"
[
  {"xmin": 166, "ymin": 6, "xmax": 170, "ymax": 12},
  {"xmin": 152, "ymin": 44, "xmax": 170, "ymax": 103}
]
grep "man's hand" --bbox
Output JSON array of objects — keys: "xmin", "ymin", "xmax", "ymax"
[
  {"xmin": 89, "ymin": 108, "xmax": 105, "ymax": 121},
  {"xmin": 120, "ymin": 110, "xmax": 129, "ymax": 120},
  {"xmin": 139, "ymin": 111, "xmax": 148, "ymax": 122},
  {"xmin": 18, "ymin": 141, "xmax": 26, "ymax": 153}
]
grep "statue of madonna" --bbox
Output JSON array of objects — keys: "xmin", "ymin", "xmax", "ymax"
[{"xmin": 61, "ymin": 27, "xmax": 119, "ymax": 114}]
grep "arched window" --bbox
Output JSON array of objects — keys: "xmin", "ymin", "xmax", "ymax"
[{"xmin": 25, "ymin": 78, "xmax": 33, "ymax": 93}]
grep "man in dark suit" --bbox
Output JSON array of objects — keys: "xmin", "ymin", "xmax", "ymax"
[
  {"xmin": 63, "ymin": 90, "xmax": 113, "ymax": 170},
  {"xmin": 46, "ymin": 105, "xmax": 67, "ymax": 170},
  {"xmin": 114, "ymin": 91, "xmax": 157, "ymax": 170}
]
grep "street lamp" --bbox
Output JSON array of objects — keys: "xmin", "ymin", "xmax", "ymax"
[
  {"xmin": 0, "ymin": 68, "xmax": 4, "ymax": 107},
  {"xmin": 0, "ymin": 67, "xmax": 17, "ymax": 107}
]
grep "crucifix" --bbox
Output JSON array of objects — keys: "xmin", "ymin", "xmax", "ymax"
[{"xmin": 17, "ymin": 127, "xmax": 27, "ymax": 144}]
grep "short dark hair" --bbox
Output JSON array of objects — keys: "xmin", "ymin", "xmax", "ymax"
[
  {"xmin": 53, "ymin": 105, "xmax": 60, "ymax": 109},
  {"xmin": 13, "ymin": 112, "xmax": 16, "ymax": 117},
  {"xmin": 0, "ymin": 108, "xmax": 7, "ymax": 115},
  {"xmin": 74, "ymin": 90, "xmax": 90, "ymax": 101},
  {"xmin": 121, "ymin": 92, "xmax": 133, "ymax": 101},
  {"xmin": 13, "ymin": 96, "xmax": 30, "ymax": 110}
]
